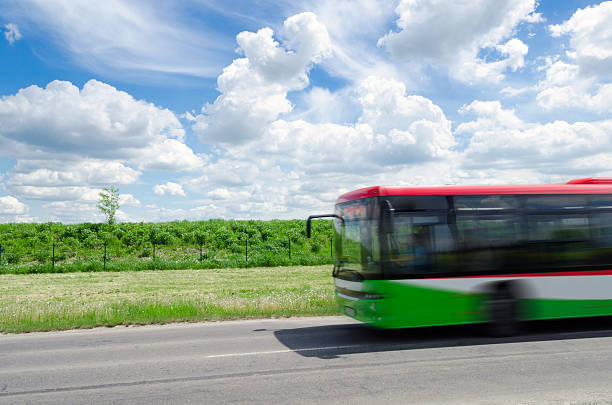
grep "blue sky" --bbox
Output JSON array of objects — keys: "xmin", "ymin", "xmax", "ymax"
[{"xmin": 1, "ymin": 0, "xmax": 611, "ymax": 223}]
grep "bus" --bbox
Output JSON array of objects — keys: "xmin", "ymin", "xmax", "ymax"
[{"xmin": 307, "ymin": 178, "xmax": 612, "ymax": 335}]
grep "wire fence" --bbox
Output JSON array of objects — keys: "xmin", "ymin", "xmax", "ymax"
[{"xmin": 0, "ymin": 235, "xmax": 335, "ymax": 274}]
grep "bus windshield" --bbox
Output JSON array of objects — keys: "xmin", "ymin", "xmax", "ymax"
[{"xmin": 334, "ymin": 199, "xmax": 381, "ymax": 280}]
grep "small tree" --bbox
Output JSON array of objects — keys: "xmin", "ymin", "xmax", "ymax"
[{"xmin": 97, "ymin": 186, "xmax": 120, "ymax": 225}]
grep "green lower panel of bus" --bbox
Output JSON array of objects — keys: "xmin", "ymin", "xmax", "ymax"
[{"xmin": 336, "ymin": 280, "xmax": 612, "ymax": 329}]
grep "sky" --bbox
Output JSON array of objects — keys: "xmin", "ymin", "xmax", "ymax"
[{"xmin": 1, "ymin": 0, "xmax": 612, "ymax": 224}]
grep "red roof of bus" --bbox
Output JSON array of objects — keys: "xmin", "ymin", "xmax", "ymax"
[{"xmin": 336, "ymin": 178, "xmax": 612, "ymax": 204}]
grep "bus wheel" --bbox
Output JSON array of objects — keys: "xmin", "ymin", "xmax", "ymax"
[{"xmin": 486, "ymin": 288, "xmax": 520, "ymax": 337}]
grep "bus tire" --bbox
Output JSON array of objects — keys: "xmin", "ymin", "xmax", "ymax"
[{"xmin": 486, "ymin": 287, "xmax": 520, "ymax": 337}]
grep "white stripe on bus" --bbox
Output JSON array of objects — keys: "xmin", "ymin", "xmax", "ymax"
[
  {"xmin": 395, "ymin": 275, "xmax": 612, "ymax": 301},
  {"xmin": 335, "ymin": 278, "xmax": 363, "ymax": 291}
]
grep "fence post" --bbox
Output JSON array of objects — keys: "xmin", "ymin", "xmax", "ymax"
[
  {"xmin": 104, "ymin": 242, "xmax": 107, "ymax": 271},
  {"xmin": 199, "ymin": 242, "xmax": 203, "ymax": 262},
  {"xmin": 153, "ymin": 243, "xmax": 156, "ymax": 260},
  {"xmin": 330, "ymin": 237, "xmax": 333, "ymax": 258},
  {"xmin": 52, "ymin": 243, "xmax": 55, "ymax": 270},
  {"xmin": 245, "ymin": 237, "xmax": 248, "ymax": 264},
  {"xmin": 288, "ymin": 237, "xmax": 291, "ymax": 259},
  {"xmin": 0, "ymin": 243, "xmax": 2, "ymax": 264}
]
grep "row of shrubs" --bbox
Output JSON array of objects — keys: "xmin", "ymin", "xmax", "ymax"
[{"xmin": 0, "ymin": 219, "xmax": 334, "ymax": 273}]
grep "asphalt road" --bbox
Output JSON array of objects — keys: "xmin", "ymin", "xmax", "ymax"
[{"xmin": 2, "ymin": 316, "xmax": 612, "ymax": 404}]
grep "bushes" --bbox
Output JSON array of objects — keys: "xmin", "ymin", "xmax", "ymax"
[{"xmin": 0, "ymin": 219, "xmax": 334, "ymax": 274}]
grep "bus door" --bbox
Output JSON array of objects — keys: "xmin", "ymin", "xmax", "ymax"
[{"xmin": 385, "ymin": 212, "xmax": 455, "ymax": 325}]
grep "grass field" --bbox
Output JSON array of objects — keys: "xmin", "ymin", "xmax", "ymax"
[{"xmin": 0, "ymin": 265, "xmax": 336, "ymax": 333}]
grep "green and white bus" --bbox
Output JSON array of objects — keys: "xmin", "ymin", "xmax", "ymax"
[{"xmin": 307, "ymin": 178, "xmax": 612, "ymax": 335}]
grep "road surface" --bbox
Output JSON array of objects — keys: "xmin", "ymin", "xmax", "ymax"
[{"xmin": 2, "ymin": 316, "xmax": 612, "ymax": 404}]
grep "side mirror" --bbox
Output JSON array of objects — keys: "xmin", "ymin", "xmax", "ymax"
[{"xmin": 306, "ymin": 214, "xmax": 344, "ymax": 238}]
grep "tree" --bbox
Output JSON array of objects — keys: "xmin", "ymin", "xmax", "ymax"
[{"xmin": 97, "ymin": 186, "xmax": 120, "ymax": 225}]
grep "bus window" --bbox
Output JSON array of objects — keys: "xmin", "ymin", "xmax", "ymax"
[
  {"xmin": 525, "ymin": 213, "xmax": 592, "ymax": 267},
  {"xmin": 454, "ymin": 195, "xmax": 521, "ymax": 211},
  {"xmin": 387, "ymin": 195, "xmax": 448, "ymax": 211},
  {"xmin": 526, "ymin": 214, "xmax": 590, "ymax": 241},
  {"xmin": 335, "ymin": 198, "xmax": 382, "ymax": 279},
  {"xmin": 524, "ymin": 195, "xmax": 588, "ymax": 210},
  {"xmin": 456, "ymin": 214, "xmax": 521, "ymax": 250},
  {"xmin": 591, "ymin": 212, "xmax": 612, "ymax": 243},
  {"xmin": 385, "ymin": 213, "xmax": 452, "ymax": 276},
  {"xmin": 589, "ymin": 195, "xmax": 612, "ymax": 209},
  {"xmin": 455, "ymin": 214, "xmax": 522, "ymax": 273}
]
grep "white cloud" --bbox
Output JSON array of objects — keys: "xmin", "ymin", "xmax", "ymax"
[
  {"xmin": 3, "ymin": 23, "xmax": 21, "ymax": 44},
  {"xmin": 458, "ymin": 100, "xmax": 612, "ymax": 175},
  {"xmin": 378, "ymin": 0, "xmax": 541, "ymax": 83},
  {"xmin": 119, "ymin": 193, "xmax": 141, "ymax": 207},
  {"xmin": 238, "ymin": 75, "xmax": 454, "ymax": 173},
  {"xmin": 0, "ymin": 195, "xmax": 28, "ymax": 214},
  {"xmin": 153, "ymin": 182, "xmax": 186, "ymax": 196},
  {"xmin": 291, "ymin": 86, "xmax": 358, "ymax": 125},
  {"xmin": 0, "ymin": 79, "xmax": 202, "ymax": 203},
  {"xmin": 0, "ymin": 80, "xmax": 194, "ymax": 165},
  {"xmin": 500, "ymin": 86, "xmax": 535, "ymax": 98},
  {"xmin": 5, "ymin": 160, "xmax": 140, "ymax": 187},
  {"xmin": 456, "ymin": 39, "xmax": 529, "ymax": 83},
  {"xmin": 549, "ymin": 1, "xmax": 612, "ymax": 78},
  {"xmin": 42, "ymin": 201, "xmax": 101, "ymax": 222},
  {"xmin": 537, "ymin": 2, "xmax": 612, "ymax": 112},
  {"xmin": 6, "ymin": 186, "xmax": 100, "ymax": 202},
  {"xmin": 182, "ymin": 74, "xmax": 458, "ymax": 220},
  {"xmin": 458, "ymin": 100, "xmax": 526, "ymax": 131},
  {"xmin": 135, "ymin": 139, "xmax": 203, "ymax": 171},
  {"xmin": 207, "ymin": 187, "xmax": 251, "ymax": 201},
  {"xmin": 139, "ymin": 206, "xmax": 188, "ymax": 222},
  {"xmin": 192, "ymin": 12, "xmax": 331, "ymax": 144},
  {"xmin": 0, "ymin": 195, "xmax": 37, "ymax": 224}
]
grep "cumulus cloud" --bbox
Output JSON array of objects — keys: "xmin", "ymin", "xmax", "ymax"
[
  {"xmin": 0, "ymin": 80, "xmax": 195, "ymax": 165},
  {"xmin": 549, "ymin": 1, "xmax": 612, "ymax": 78},
  {"xmin": 119, "ymin": 193, "xmax": 141, "ymax": 207},
  {"xmin": 5, "ymin": 186, "xmax": 100, "ymax": 202},
  {"xmin": 183, "ymin": 74, "xmax": 457, "ymax": 219},
  {"xmin": 378, "ymin": 0, "xmax": 541, "ymax": 82},
  {"xmin": 153, "ymin": 182, "xmax": 186, "ymax": 196},
  {"xmin": 458, "ymin": 100, "xmax": 612, "ymax": 174},
  {"xmin": 0, "ymin": 195, "xmax": 28, "ymax": 214},
  {"xmin": 0, "ymin": 195, "xmax": 38, "ymax": 223},
  {"xmin": 229, "ymin": 75, "xmax": 454, "ymax": 173},
  {"xmin": 5, "ymin": 160, "xmax": 140, "ymax": 187},
  {"xmin": 3, "ymin": 23, "xmax": 21, "ymax": 44},
  {"xmin": 537, "ymin": 2, "xmax": 612, "ymax": 112},
  {"xmin": 191, "ymin": 12, "xmax": 331, "ymax": 144},
  {"xmin": 0, "ymin": 79, "xmax": 202, "ymax": 204}
]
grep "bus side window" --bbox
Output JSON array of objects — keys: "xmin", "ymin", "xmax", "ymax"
[
  {"xmin": 455, "ymin": 214, "xmax": 521, "ymax": 272},
  {"xmin": 388, "ymin": 214, "xmax": 447, "ymax": 275},
  {"xmin": 591, "ymin": 213, "xmax": 612, "ymax": 245}
]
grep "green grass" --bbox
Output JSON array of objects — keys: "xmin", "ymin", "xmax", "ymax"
[{"xmin": 0, "ymin": 265, "xmax": 337, "ymax": 333}]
